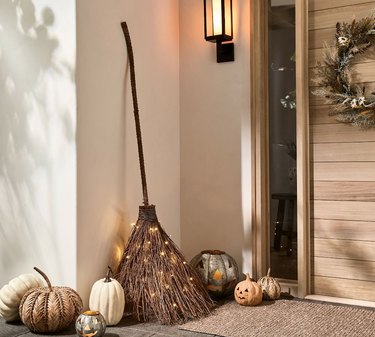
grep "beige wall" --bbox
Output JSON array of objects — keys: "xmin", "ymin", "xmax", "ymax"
[
  {"xmin": 179, "ymin": 0, "xmax": 251, "ymax": 273},
  {"xmin": 76, "ymin": 0, "xmax": 180, "ymax": 307}
]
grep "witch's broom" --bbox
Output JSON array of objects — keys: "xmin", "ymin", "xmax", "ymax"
[{"xmin": 116, "ymin": 22, "xmax": 214, "ymax": 325}]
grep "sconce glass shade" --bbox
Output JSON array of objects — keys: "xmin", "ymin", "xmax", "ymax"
[
  {"xmin": 204, "ymin": 0, "xmax": 234, "ymax": 62},
  {"xmin": 204, "ymin": 0, "xmax": 233, "ymax": 43}
]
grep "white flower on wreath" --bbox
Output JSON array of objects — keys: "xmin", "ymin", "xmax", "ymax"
[
  {"xmin": 350, "ymin": 97, "xmax": 367, "ymax": 108},
  {"xmin": 350, "ymin": 98, "xmax": 359, "ymax": 108},
  {"xmin": 358, "ymin": 96, "xmax": 365, "ymax": 106},
  {"xmin": 337, "ymin": 36, "xmax": 350, "ymax": 47}
]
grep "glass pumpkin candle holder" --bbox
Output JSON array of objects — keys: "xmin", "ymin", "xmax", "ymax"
[
  {"xmin": 191, "ymin": 250, "xmax": 239, "ymax": 298},
  {"xmin": 75, "ymin": 310, "xmax": 106, "ymax": 337}
]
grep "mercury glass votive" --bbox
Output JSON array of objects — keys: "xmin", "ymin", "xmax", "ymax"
[{"xmin": 75, "ymin": 310, "xmax": 106, "ymax": 337}]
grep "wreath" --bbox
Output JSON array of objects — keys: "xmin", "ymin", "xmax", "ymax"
[{"xmin": 313, "ymin": 14, "xmax": 375, "ymax": 128}]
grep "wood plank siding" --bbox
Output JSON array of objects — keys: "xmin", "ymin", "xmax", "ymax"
[{"xmin": 309, "ymin": 0, "xmax": 375, "ymax": 301}]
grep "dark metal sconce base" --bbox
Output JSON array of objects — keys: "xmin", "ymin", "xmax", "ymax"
[{"xmin": 216, "ymin": 42, "xmax": 234, "ymax": 63}]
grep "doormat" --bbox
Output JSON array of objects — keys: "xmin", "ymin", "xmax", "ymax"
[{"xmin": 179, "ymin": 299, "xmax": 375, "ymax": 337}]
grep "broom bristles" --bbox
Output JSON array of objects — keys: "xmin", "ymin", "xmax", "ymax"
[{"xmin": 116, "ymin": 205, "xmax": 214, "ymax": 324}]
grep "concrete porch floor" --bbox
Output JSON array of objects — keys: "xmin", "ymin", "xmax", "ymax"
[{"xmin": 0, "ymin": 316, "xmax": 217, "ymax": 337}]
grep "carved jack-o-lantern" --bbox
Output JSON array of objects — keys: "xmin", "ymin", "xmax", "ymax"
[
  {"xmin": 234, "ymin": 274, "xmax": 262, "ymax": 306},
  {"xmin": 190, "ymin": 250, "xmax": 239, "ymax": 298}
]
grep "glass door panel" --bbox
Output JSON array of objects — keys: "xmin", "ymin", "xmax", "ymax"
[{"xmin": 268, "ymin": 0, "xmax": 297, "ymax": 280}]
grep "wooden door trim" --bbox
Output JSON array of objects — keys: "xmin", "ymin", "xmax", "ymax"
[
  {"xmin": 250, "ymin": 0, "xmax": 269, "ymax": 280},
  {"xmin": 250, "ymin": 0, "xmax": 311, "ymax": 296},
  {"xmin": 296, "ymin": 0, "xmax": 311, "ymax": 297}
]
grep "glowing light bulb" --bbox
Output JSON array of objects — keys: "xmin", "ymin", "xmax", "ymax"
[
  {"xmin": 126, "ymin": 255, "xmax": 130, "ymax": 259},
  {"xmin": 160, "ymin": 251, "xmax": 165, "ymax": 256},
  {"xmin": 189, "ymin": 277, "xmax": 193, "ymax": 281},
  {"xmin": 173, "ymin": 303, "xmax": 177, "ymax": 308},
  {"xmin": 183, "ymin": 261, "xmax": 187, "ymax": 265},
  {"xmin": 212, "ymin": 0, "xmax": 222, "ymax": 35}
]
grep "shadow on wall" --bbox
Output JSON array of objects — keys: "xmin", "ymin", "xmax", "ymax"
[{"xmin": 0, "ymin": 0, "xmax": 75, "ymax": 282}]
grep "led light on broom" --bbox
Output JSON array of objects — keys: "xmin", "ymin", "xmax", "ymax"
[
  {"xmin": 173, "ymin": 303, "xmax": 177, "ymax": 308},
  {"xmin": 160, "ymin": 251, "xmax": 165, "ymax": 256}
]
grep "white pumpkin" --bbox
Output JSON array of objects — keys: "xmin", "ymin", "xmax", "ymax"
[
  {"xmin": 257, "ymin": 268, "xmax": 281, "ymax": 300},
  {"xmin": 89, "ymin": 266, "xmax": 125, "ymax": 326},
  {"xmin": 0, "ymin": 273, "xmax": 43, "ymax": 322}
]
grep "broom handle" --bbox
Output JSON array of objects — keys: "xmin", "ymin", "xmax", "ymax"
[{"xmin": 121, "ymin": 22, "xmax": 149, "ymax": 206}]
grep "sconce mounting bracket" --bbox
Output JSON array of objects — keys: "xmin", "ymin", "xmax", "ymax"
[{"xmin": 216, "ymin": 41, "xmax": 234, "ymax": 63}]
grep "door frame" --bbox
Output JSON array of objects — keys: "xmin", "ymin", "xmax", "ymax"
[{"xmin": 250, "ymin": 0, "xmax": 311, "ymax": 298}]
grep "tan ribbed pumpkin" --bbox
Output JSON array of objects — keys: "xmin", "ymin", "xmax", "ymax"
[
  {"xmin": 19, "ymin": 267, "xmax": 83, "ymax": 333},
  {"xmin": 257, "ymin": 268, "xmax": 281, "ymax": 300},
  {"xmin": 234, "ymin": 274, "xmax": 262, "ymax": 306},
  {"xmin": 0, "ymin": 273, "xmax": 43, "ymax": 322}
]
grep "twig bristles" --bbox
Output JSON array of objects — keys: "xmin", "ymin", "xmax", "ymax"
[{"xmin": 116, "ymin": 205, "xmax": 214, "ymax": 324}]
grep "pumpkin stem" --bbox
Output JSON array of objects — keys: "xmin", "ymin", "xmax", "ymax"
[
  {"xmin": 33, "ymin": 267, "xmax": 52, "ymax": 291},
  {"xmin": 104, "ymin": 266, "xmax": 113, "ymax": 283},
  {"xmin": 267, "ymin": 268, "xmax": 271, "ymax": 277},
  {"xmin": 245, "ymin": 273, "xmax": 255, "ymax": 282}
]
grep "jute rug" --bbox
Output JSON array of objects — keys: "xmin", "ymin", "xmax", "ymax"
[{"xmin": 179, "ymin": 299, "xmax": 375, "ymax": 337}]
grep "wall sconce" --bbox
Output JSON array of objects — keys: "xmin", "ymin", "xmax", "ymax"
[{"xmin": 204, "ymin": 0, "xmax": 234, "ymax": 63}]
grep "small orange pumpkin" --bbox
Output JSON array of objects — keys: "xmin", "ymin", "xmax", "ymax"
[
  {"xmin": 234, "ymin": 274, "xmax": 262, "ymax": 306},
  {"xmin": 19, "ymin": 267, "xmax": 83, "ymax": 333}
]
